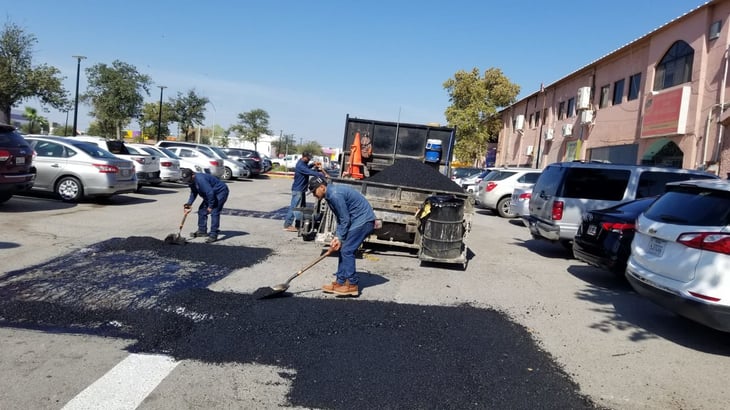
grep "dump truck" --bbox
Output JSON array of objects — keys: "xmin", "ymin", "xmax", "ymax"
[{"xmin": 302, "ymin": 115, "xmax": 473, "ymax": 267}]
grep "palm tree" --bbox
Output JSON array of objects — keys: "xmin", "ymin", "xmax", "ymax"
[{"xmin": 22, "ymin": 106, "xmax": 47, "ymax": 134}]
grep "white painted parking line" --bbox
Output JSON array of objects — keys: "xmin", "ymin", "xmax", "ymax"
[{"xmin": 62, "ymin": 353, "xmax": 178, "ymax": 410}]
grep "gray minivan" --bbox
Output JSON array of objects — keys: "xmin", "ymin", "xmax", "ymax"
[{"xmin": 528, "ymin": 161, "xmax": 718, "ymax": 247}]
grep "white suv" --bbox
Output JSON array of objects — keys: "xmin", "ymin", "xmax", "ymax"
[
  {"xmin": 475, "ymin": 168, "xmax": 542, "ymax": 218},
  {"xmin": 626, "ymin": 179, "xmax": 730, "ymax": 332}
]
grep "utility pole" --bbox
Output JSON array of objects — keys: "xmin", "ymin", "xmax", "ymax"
[
  {"xmin": 71, "ymin": 55, "xmax": 86, "ymax": 136},
  {"xmin": 535, "ymin": 84, "xmax": 546, "ymax": 169},
  {"xmin": 156, "ymin": 86, "xmax": 167, "ymax": 141}
]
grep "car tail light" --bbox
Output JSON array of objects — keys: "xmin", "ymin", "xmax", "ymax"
[
  {"xmin": 133, "ymin": 157, "xmax": 148, "ymax": 164},
  {"xmin": 518, "ymin": 192, "xmax": 531, "ymax": 201},
  {"xmin": 688, "ymin": 291, "xmax": 721, "ymax": 302},
  {"xmin": 210, "ymin": 160, "xmax": 220, "ymax": 167},
  {"xmin": 160, "ymin": 161, "xmax": 172, "ymax": 167},
  {"xmin": 0, "ymin": 149, "xmax": 10, "ymax": 162},
  {"xmin": 601, "ymin": 222, "xmax": 635, "ymax": 233},
  {"xmin": 485, "ymin": 182, "xmax": 497, "ymax": 192},
  {"xmin": 551, "ymin": 201, "xmax": 564, "ymax": 221},
  {"xmin": 93, "ymin": 164, "xmax": 120, "ymax": 173},
  {"xmin": 677, "ymin": 232, "xmax": 730, "ymax": 255}
]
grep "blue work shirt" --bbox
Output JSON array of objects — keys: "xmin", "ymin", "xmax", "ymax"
[
  {"xmin": 187, "ymin": 173, "xmax": 229, "ymax": 207},
  {"xmin": 292, "ymin": 159, "xmax": 324, "ymax": 192},
  {"xmin": 325, "ymin": 184, "xmax": 376, "ymax": 241}
]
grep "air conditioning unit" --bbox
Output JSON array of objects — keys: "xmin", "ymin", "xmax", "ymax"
[
  {"xmin": 525, "ymin": 145, "xmax": 534, "ymax": 155},
  {"xmin": 562, "ymin": 124, "xmax": 573, "ymax": 137},
  {"xmin": 580, "ymin": 110, "xmax": 594, "ymax": 124},
  {"xmin": 544, "ymin": 128, "xmax": 554, "ymax": 141},
  {"xmin": 514, "ymin": 114, "xmax": 525, "ymax": 132},
  {"xmin": 576, "ymin": 86, "xmax": 591, "ymax": 110}
]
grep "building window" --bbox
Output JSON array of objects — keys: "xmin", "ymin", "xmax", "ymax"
[
  {"xmin": 567, "ymin": 97, "xmax": 576, "ymax": 117},
  {"xmin": 534, "ymin": 110, "xmax": 540, "ymax": 127},
  {"xmin": 628, "ymin": 73, "xmax": 641, "ymax": 100},
  {"xmin": 613, "ymin": 79, "xmax": 625, "ymax": 105},
  {"xmin": 558, "ymin": 101, "xmax": 565, "ymax": 120},
  {"xmin": 529, "ymin": 113, "xmax": 534, "ymax": 128},
  {"xmin": 543, "ymin": 108, "xmax": 547, "ymax": 125},
  {"xmin": 599, "ymin": 85, "xmax": 610, "ymax": 108},
  {"xmin": 654, "ymin": 40, "xmax": 694, "ymax": 91}
]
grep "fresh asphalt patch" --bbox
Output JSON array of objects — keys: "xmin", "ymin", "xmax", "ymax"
[{"xmin": 0, "ymin": 236, "xmax": 600, "ymax": 409}]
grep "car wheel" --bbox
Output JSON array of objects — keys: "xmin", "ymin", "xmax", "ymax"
[
  {"xmin": 0, "ymin": 192, "xmax": 12, "ymax": 203},
  {"xmin": 496, "ymin": 196, "xmax": 515, "ymax": 218},
  {"xmin": 56, "ymin": 176, "xmax": 83, "ymax": 202},
  {"xmin": 242, "ymin": 167, "xmax": 251, "ymax": 178},
  {"xmin": 222, "ymin": 167, "xmax": 232, "ymax": 180}
]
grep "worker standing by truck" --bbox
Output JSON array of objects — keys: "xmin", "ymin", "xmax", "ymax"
[
  {"xmin": 284, "ymin": 152, "xmax": 326, "ymax": 232},
  {"xmin": 308, "ymin": 176, "xmax": 375, "ymax": 297}
]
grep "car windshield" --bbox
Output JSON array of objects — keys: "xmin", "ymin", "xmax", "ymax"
[
  {"xmin": 3, "ymin": 129, "xmax": 29, "ymax": 147},
  {"xmin": 148, "ymin": 146, "xmax": 180, "ymax": 159},
  {"xmin": 644, "ymin": 187, "xmax": 730, "ymax": 226},
  {"xmin": 69, "ymin": 141, "xmax": 119, "ymax": 159}
]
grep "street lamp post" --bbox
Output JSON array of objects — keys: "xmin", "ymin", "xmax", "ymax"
[
  {"xmin": 71, "ymin": 55, "xmax": 86, "ymax": 137},
  {"xmin": 207, "ymin": 101, "xmax": 216, "ymax": 141},
  {"xmin": 156, "ymin": 86, "xmax": 167, "ymax": 141}
]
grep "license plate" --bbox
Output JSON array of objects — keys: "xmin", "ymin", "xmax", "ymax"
[
  {"xmin": 587, "ymin": 225, "xmax": 597, "ymax": 236},
  {"xmin": 16, "ymin": 157, "xmax": 25, "ymax": 165},
  {"xmin": 647, "ymin": 237, "xmax": 665, "ymax": 257}
]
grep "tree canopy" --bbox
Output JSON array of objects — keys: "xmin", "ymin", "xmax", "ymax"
[
  {"xmin": 272, "ymin": 132, "xmax": 296, "ymax": 157},
  {"xmin": 230, "ymin": 108, "xmax": 272, "ymax": 151},
  {"xmin": 0, "ymin": 22, "xmax": 68, "ymax": 124},
  {"xmin": 444, "ymin": 67, "xmax": 519, "ymax": 165},
  {"xmin": 170, "ymin": 89, "xmax": 208, "ymax": 142},
  {"xmin": 82, "ymin": 60, "xmax": 151, "ymax": 138}
]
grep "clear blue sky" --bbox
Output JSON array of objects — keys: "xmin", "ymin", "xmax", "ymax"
[{"xmin": 7, "ymin": 0, "xmax": 707, "ymax": 148}]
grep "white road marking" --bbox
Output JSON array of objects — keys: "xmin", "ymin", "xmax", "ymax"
[{"xmin": 62, "ymin": 353, "xmax": 178, "ymax": 410}]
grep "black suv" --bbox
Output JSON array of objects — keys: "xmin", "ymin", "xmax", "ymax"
[
  {"xmin": 0, "ymin": 124, "xmax": 35, "ymax": 203},
  {"xmin": 220, "ymin": 148, "xmax": 265, "ymax": 176}
]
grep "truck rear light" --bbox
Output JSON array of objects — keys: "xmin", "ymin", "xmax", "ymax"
[
  {"xmin": 551, "ymin": 201, "xmax": 564, "ymax": 221},
  {"xmin": 486, "ymin": 182, "xmax": 497, "ymax": 192},
  {"xmin": 0, "ymin": 149, "xmax": 10, "ymax": 162},
  {"xmin": 93, "ymin": 164, "xmax": 120, "ymax": 173},
  {"xmin": 677, "ymin": 232, "xmax": 730, "ymax": 255},
  {"xmin": 601, "ymin": 222, "xmax": 635, "ymax": 233}
]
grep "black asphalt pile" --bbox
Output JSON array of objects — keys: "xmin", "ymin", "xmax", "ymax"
[
  {"xmin": 0, "ymin": 238, "xmax": 598, "ymax": 408},
  {"xmin": 366, "ymin": 158, "xmax": 464, "ymax": 193}
]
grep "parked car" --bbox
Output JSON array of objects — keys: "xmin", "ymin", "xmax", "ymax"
[
  {"xmin": 127, "ymin": 144, "xmax": 182, "ymax": 183},
  {"xmin": 158, "ymin": 143, "xmax": 224, "ymax": 178},
  {"xmin": 528, "ymin": 161, "xmax": 719, "ymax": 248},
  {"xmin": 461, "ymin": 169, "xmax": 491, "ymax": 194},
  {"xmin": 626, "ymin": 179, "xmax": 730, "ymax": 332},
  {"xmin": 475, "ymin": 168, "xmax": 543, "ymax": 218},
  {"xmin": 0, "ymin": 123, "xmax": 35, "ymax": 203},
  {"xmin": 573, "ymin": 196, "xmax": 658, "ymax": 277},
  {"xmin": 219, "ymin": 147, "xmax": 263, "ymax": 176},
  {"xmin": 135, "ymin": 144, "xmax": 211, "ymax": 176},
  {"xmin": 24, "ymin": 136, "xmax": 137, "ymax": 202},
  {"xmin": 206, "ymin": 145, "xmax": 251, "ymax": 180},
  {"xmin": 72, "ymin": 136, "xmax": 161, "ymax": 189},
  {"xmin": 262, "ymin": 155, "xmax": 273, "ymax": 173},
  {"xmin": 509, "ymin": 184, "xmax": 534, "ymax": 224},
  {"xmin": 450, "ymin": 167, "xmax": 482, "ymax": 183}
]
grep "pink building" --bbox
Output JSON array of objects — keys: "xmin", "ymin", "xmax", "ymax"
[{"xmin": 498, "ymin": 0, "xmax": 730, "ymax": 177}]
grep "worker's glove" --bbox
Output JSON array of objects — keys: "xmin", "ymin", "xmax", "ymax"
[{"xmin": 183, "ymin": 203, "xmax": 192, "ymax": 210}]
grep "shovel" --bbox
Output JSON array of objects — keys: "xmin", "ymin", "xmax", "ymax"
[
  {"xmin": 164, "ymin": 211, "xmax": 189, "ymax": 245},
  {"xmin": 256, "ymin": 248, "xmax": 333, "ymax": 299}
]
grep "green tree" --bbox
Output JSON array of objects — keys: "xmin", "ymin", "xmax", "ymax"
[
  {"xmin": 20, "ymin": 106, "xmax": 48, "ymax": 134},
  {"xmin": 299, "ymin": 140, "xmax": 323, "ymax": 156},
  {"xmin": 82, "ymin": 60, "xmax": 151, "ymax": 139},
  {"xmin": 170, "ymin": 89, "xmax": 208, "ymax": 142},
  {"xmin": 141, "ymin": 101, "xmax": 173, "ymax": 140},
  {"xmin": 443, "ymin": 67, "xmax": 519, "ymax": 165},
  {"xmin": 272, "ymin": 132, "xmax": 296, "ymax": 157},
  {"xmin": 230, "ymin": 108, "xmax": 271, "ymax": 151},
  {"xmin": 0, "ymin": 22, "xmax": 69, "ymax": 124}
]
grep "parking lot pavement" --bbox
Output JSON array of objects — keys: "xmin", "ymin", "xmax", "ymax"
[{"xmin": 2, "ymin": 177, "xmax": 730, "ymax": 409}]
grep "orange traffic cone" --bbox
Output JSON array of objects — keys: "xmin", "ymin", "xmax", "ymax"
[{"xmin": 347, "ymin": 131, "xmax": 364, "ymax": 179}]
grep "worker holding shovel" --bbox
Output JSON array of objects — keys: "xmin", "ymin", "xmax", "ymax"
[
  {"xmin": 181, "ymin": 168, "xmax": 229, "ymax": 243},
  {"xmin": 308, "ymin": 176, "xmax": 375, "ymax": 297}
]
